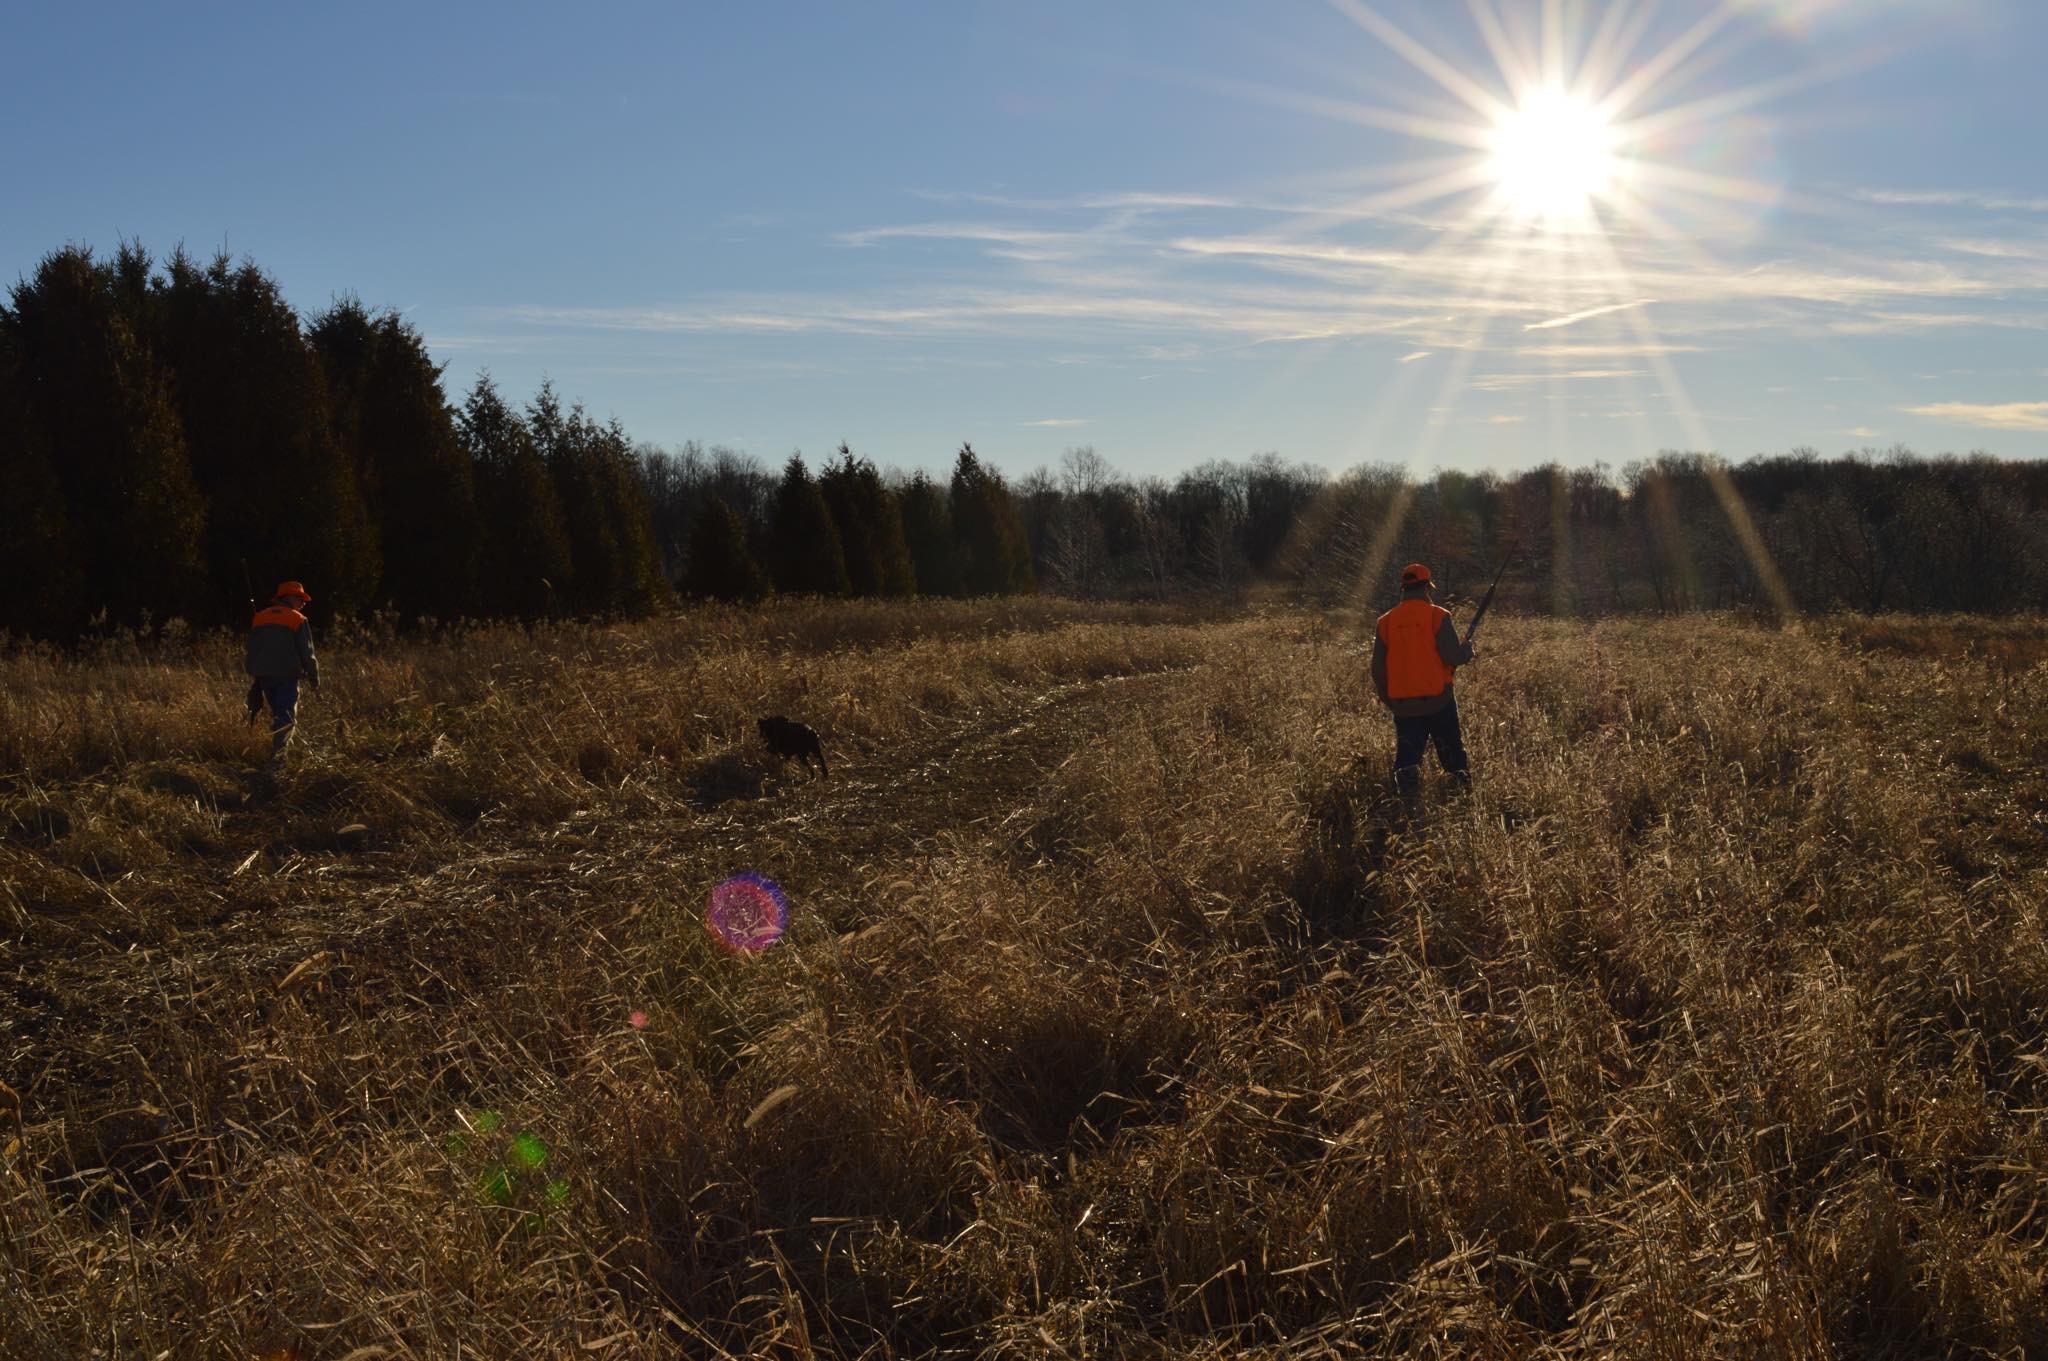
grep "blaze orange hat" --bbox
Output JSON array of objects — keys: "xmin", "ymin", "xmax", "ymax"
[
  {"xmin": 1400, "ymin": 562, "xmax": 1432, "ymax": 587},
  {"xmin": 274, "ymin": 581, "xmax": 311, "ymax": 603}
]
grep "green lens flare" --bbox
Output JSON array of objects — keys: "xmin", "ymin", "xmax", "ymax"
[
  {"xmin": 449, "ymin": 1108, "xmax": 568, "ymax": 1215},
  {"xmin": 508, "ymin": 1131, "xmax": 548, "ymax": 1171},
  {"xmin": 477, "ymin": 1167, "xmax": 514, "ymax": 1205}
]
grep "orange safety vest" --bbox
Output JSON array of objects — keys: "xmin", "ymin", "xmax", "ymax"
[
  {"xmin": 1377, "ymin": 598, "xmax": 1455, "ymax": 700},
  {"xmin": 250, "ymin": 604, "xmax": 307, "ymax": 632}
]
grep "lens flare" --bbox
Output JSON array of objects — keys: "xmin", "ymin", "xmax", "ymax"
[
  {"xmin": 707, "ymin": 873, "xmax": 790, "ymax": 954},
  {"xmin": 445, "ymin": 1111, "xmax": 569, "ymax": 1222},
  {"xmin": 506, "ymin": 1131, "xmax": 548, "ymax": 1172}
]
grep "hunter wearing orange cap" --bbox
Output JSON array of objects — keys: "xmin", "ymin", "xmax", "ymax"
[
  {"xmin": 246, "ymin": 581, "xmax": 320, "ymax": 758},
  {"xmin": 1371, "ymin": 562, "xmax": 1474, "ymax": 793}
]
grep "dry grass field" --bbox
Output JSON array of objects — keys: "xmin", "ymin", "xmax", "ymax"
[{"xmin": 3, "ymin": 600, "xmax": 2045, "ymax": 1359}]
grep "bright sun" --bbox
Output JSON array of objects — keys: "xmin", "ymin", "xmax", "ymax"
[{"xmin": 1486, "ymin": 87, "xmax": 1623, "ymax": 224}]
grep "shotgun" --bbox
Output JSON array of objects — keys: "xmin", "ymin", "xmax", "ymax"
[{"xmin": 1462, "ymin": 542, "xmax": 1516, "ymax": 647}]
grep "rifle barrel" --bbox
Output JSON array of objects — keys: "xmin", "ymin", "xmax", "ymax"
[{"xmin": 1462, "ymin": 542, "xmax": 1517, "ymax": 646}]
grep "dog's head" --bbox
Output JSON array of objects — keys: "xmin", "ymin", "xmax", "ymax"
[{"xmin": 757, "ymin": 716, "xmax": 786, "ymax": 740}]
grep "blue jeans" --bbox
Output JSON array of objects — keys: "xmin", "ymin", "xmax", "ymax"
[
  {"xmin": 1393, "ymin": 695, "xmax": 1469, "ymax": 793},
  {"xmin": 256, "ymin": 677, "xmax": 299, "ymax": 754}
]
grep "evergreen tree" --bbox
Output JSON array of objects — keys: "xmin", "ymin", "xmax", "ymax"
[
  {"xmin": 769, "ymin": 454, "xmax": 850, "ymax": 595},
  {"xmin": 858, "ymin": 457, "xmax": 917, "ymax": 597},
  {"xmin": 150, "ymin": 249, "xmax": 377, "ymax": 617},
  {"xmin": 949, "ymin": 443, "xmax": 1034, "ymax": 595},
  {"xmin": 310, "ymin": 298, "xmax": 481, "ymax": 619},
  {"xmin": 532, "ymin": 383, "xmax": 620, "ymax": 614},
  {"xmin": 457, "ymin": 373, "xmax": 572, "ymax": 618},
  {"xmin": 596, "ymin": 416, "xmax": 672, "ymax": 616},
  {"xmin": 897, "ymin": 471, "xmax": 960, "ymax": 596},
  {"xmin": 530, "ymin": 385, "xmax": 668, "ymax": 616},
  {"xmin": 819, "ymin": 444, "xmax": 915, "ymax": 598},
  {"xmin": 0, "ymin": 326, "xmax": 85, "ymax": 635},
  {"xmin": 682, "ymin": 497, "xmax": 770, "ymax": 601},
  {"xmin": 819, "ymin": 442, "xmax": 883, "ymax": 594},
  {"xmin": 815, "ymin": 446, "xmax": 913, "ymax": 593},
  {"xmin": 3, "ymin": 246, "xmax": 207, "ymax": 627}
]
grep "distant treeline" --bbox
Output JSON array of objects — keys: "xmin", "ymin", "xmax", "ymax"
[
  {"xmin": 5, "ymin": 242, "xmax": 2045, "ymax": 638},
  {"xmin": 661, "ymin": 442, "xmax": 2048, "ymax": 615},
  {"xmin": 1166, "ymin": 447, "xmax": 2048, "ymax": 615}
]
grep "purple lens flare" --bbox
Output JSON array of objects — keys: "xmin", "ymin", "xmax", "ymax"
[{"xmin": 707, "ymin": 872, "xmax": 790, "ymax": 953}]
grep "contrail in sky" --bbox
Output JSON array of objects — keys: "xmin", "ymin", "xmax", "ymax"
[{"xmin": 1524, "ymin": 298, "xmax": 1656, "ymax": 331}]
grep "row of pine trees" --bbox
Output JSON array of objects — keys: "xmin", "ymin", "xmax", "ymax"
[
  {"xmin": 0, "ymin": 245, "xmax": 1035, "ymax": 638},
  {"xmin": 682, "ymin": 444, "xmax": 1034, "ymax": 604}
]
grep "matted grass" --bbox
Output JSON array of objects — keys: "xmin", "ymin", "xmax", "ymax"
[{"xmin": 3, "ymin": 604, "xmax": 2045, "ymax": 1358}]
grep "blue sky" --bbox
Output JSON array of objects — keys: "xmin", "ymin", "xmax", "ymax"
[{"xmin": 8, "ymin": 0, "xmax": 2045, "ymax": 480}]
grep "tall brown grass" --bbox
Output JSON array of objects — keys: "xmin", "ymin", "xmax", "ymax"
[{"xmin": 3, "ymin": 603, "xmax": 2043, "ymax": 1358}]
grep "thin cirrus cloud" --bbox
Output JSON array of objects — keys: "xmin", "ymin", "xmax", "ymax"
[
  {"xmin": 481, "ymin": 182, "xmax": 2048, "ymax": 372},
  {"xmin": 1902, "ymin": 401, "xmax": 2048, "ymax": 431},
  {"xmin": 1022, "ymin": 418, "xmax": 1088, "ymax": 427},
  {"xmin": 1468, "ymin": 369, "xmax": 1649, "ymax": 391},
  {"xmin": 1844, "ymin": 187, "xmax": 2048, "ymax": 213}
]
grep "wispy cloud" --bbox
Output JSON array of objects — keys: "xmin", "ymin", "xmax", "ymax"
[
  {"xmin": 1469, "ymin": 369, "xmax": 1647, "ymax": 391},
  {"xmin": 839, "ymin": 222, "xmax": 1051, "ymax": 246},
  {"xmin": 1938, "ymin": 237, "xmax": 2048, "ymax": 262},
  {"xmin": 1826, "ymin": 310, "xmax": 2047, "ymax": 335},
  {"xmin": 1520, "ymin": 342, "xmax": 1704, "ymax": 357},
  {"xmin": 1134, "ymin": 343, "xmax": 1205, "ymax": 361},
  {"xmin": 832, "ymin": 221, "xmax": 1107, "ymax": 265},
  {"xmin": 1902, "ymin": 401, "xmax": 2048, "ymax": 432},
  {"xmin": 1022, "ymin": 418, "xmax": 1088, "ymax": 427},
  {"xmin": 1846, "ymin": 187, "xmax": 2048, "ymax": 213},
  {"xmin": 911, "ymin": 188, "xmax": 1306, "ymax": 215},
  {"xmin": 480, "ymin": 178, "xmax": 2048, "ymax": 373},
  {"xmin": 1524, "ymin": 299, "xmax": 1656, "ymax": 331}
]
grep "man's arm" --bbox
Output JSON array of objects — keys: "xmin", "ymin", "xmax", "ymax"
[
  {"xmin": 1436, "ymin": 613, "xmax": 1473, "ymax": 669},
  {"xmin": 298, "ymin": 623, "xmax": 320, "ymax": 687},
  {"xmin": 1369, "ymin": 631, "xmax": 1391, "ymax": 706}
]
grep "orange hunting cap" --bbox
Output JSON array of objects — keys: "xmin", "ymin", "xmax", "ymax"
[
  {"xmin": 1400, "ymin": 562, "xmax": 1432, "ymax": 587},
  {"xmin": 274, "ymin": 580, "xmax": 311, "ymax": 603}
]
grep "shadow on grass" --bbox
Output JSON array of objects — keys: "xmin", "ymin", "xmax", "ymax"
[
  {"xmin": 1290, "ymin": 754, "xmax": 1413, "ymax": 945},
  {"xmin": 687, "ymin": 751, "xmax": 768, "ymax": 810}
]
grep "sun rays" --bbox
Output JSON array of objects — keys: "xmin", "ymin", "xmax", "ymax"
[{"xmin": 1301, "ymin": 0, "xmax": 1846, "ymax": 615}]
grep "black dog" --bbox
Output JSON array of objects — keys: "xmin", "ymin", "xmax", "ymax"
[{"xmin": 757, "ymin": 716, "xmax": 829, "ymax": 777}]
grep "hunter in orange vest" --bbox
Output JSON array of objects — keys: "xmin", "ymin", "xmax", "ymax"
[
  {"xmin": 1371, "ymin": 562, "xmax": 1474, "ymax": 793},
  {"xmin": 246, "ymin": 581, "xmax": 320, "ymax": 758}
]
